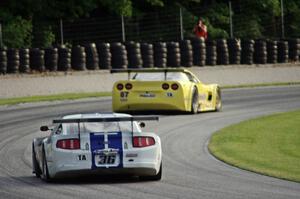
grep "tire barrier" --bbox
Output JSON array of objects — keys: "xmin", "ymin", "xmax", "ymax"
[
  {"xmin": 227, "ymin": 39, "xmax": 241, "ymax": 65},
  {"xmin": 141, "ymin": 43, "xmax": 154, "ymax": 68},
  {"xmin": 0, "ymin": 48, "xmax": 7, "ymax": 74},
  {"xmin": 111, "ymin": 42, "xmax": 128, "ymax": 69},
  {"xmin": 191, "ymin": 37, "xmax": 206, "ymax": 66},
  {"xmin": 180, "ymin": 40, "xmax": 193, "ymax": 67},
  {"xmin": 45, "ymin": 48, "xmax": 58, "ymax": 71},
  {"xmin": 277, "ymin": 41, "xmax": 289, "ymax": 63},
  {"xmin": 30, "ymin": 48, "xmax": 45, "ymax": 72},
  {"xmin": 19, "ymin": 48, "xmax": 30, "ymax": 73},
  {"xmin": 241, "ymin": 39, "xmax": 255, "ymax": 65},
  {"xmin": 125, "ymin": 41, "xmax": 143, "ymax": 69},
  {"xmin": 154, "ymin": 42, "xmax": 167, "ymax": 68},
  {"xmin": 84, "ymin": 43, "xmax": 99, "ymax": 70},
  {"xmin": 96, "ymin": 42, "xmax": 111, "ymax": 69},
  {"xmin": 167, "ymin": 42, "xmax": 181, "ymax": 67},
  {"xmin": 58, "ymin": 47, "xmax": 71, "ymax": 71},
  {"xmin": 254, "ymin": 40, "xmax": 267, "ymax": 64},
  {"xmin": 288, "ymin": 39, "xmax": 300, "ymax": 62},
  {"xmin": 217, "ymin": 39, "xmax": 229, "ymax": 65},
  {"xmin": 267, "ymin": 40, "xmax": 278, "ymax": 64},
  {"xmin": 71, "ymin": 45, "xmax": 86, "ymax": 71},
  {"xmin": 7, "ymin": 49, "xmax": 20, "ymax": 73},
  {"xmin": 206, "ymin": 40, "xmax": 217, "ymax": 66}
]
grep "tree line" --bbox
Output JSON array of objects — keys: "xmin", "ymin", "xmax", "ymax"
[{"xmin": 0, "ymin": 0, "xmax": 300, "ymax": 48}]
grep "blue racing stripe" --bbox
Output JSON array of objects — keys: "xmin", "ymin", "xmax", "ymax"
[
  {"xmin": 90, "ymin": 132, "xmax": 123, "ymax": 169},
  {"xmin": 108, "ymin": 132, "xmax": 123, "ymax": 168},
  {"xmin": 90, "ymin": 133, "xmax": 105, "ymax": 169}
]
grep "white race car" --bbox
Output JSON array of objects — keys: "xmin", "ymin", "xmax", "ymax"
[{"xmin": 32, "ymin": 113, "xmax": 162, "ymax": 181}]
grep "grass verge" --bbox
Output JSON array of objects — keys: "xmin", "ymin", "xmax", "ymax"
[
  {"xmin": 208, "ymin": 110, "xmax": 300, "ymax": 183},
  {"xmin": 0, "ymin": 92, "xmax": 111, "ymax": 106},
  {"xmin": 0, "ymin": 81, "xmax": 300, "ymax": 106},
  {"xmin": 221, "ymin": 81, "xmax": 300, "ymax": 89}
]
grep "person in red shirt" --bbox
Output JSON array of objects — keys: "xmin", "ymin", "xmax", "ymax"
[{"xmin": 193, "ymin": 18, "xmax": 208, "ymax": 40}]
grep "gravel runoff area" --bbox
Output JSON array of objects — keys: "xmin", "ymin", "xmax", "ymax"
[{"xmin": 0, "ymin": 63, "xmax": 300, "ymax": 98}]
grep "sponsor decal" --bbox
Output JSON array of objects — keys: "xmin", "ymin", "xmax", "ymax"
[{"xmin": 140, "ymin": 91, "xmax": 155, "ymax": 98}]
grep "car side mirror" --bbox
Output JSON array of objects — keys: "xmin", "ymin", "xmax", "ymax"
[
  {"xmin": 139, "ymin": 122, "xmax": 146, "ymax": 128},
  {"xmin": 40, "ymin": 126, "xmax": 49, "ymax": 131}
]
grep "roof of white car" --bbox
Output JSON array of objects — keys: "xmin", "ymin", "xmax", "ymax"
[{"xmin": 62, "ymin": 113, "xmax": 132, "ymax": 120}]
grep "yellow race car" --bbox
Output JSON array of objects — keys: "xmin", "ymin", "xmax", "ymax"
[{"xmin": 111, "ymin": 68, "xmax": 222, "ymax": 114}]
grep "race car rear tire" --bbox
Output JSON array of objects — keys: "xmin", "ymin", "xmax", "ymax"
[
  {"xmin": 140, "ymin": 163, "xmax": 162, "ymax": 181},
  {"xmin": 191, "ymin": 88, "xmax": 199, "ymax": 114},
  {"xmin": 215, "ymin": 87, "xmax": 222, "ymax": 111},
  {"xmin": 41, "ymin": 148, "xmax": 51, "ymax": 182},
  {"xmin": 32, "ymin": 143, "xmax": 41, "ymax": 178}
]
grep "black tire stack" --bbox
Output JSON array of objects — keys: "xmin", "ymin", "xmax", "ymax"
[
  {"xmin": 71, "ymin": 45, "xmax": 86, "ymax": 71},
  {"xmin": 58, "ymin": 47, "xmax": 71, "ymax": 71},
  {"xmin": 7, "ymin": 49, "xmax": 20, "ymax": 73},
  {"xmin": 125, "ymin": 41, "xmax": 143, "ymax": 69},
  {"xmin": 167, "ymin": 42, "xmax": 181, "ymax": 67},
  {"xmin": 84, "ymin": 43, "xmax": 99, "ymax": 70},
  {"xmin": 288, "ymin": 39, "xmax": 300, "ymax": 62},
  {"xmin": 180, "ymin": 40, "xmax": 193, "ymax": 67},
  {"xmin": 206, "ymin": 40, "xmax": 217, "ymax": 66},
  {"xmin": 267, "ymin": 40, "xmax": 278, "ymax": 63},
  {"xmin": 111, "ymin": 42, "xmax": 128, "ymax": 69},
  {"xmin": 277, "ymin": 41, "xmax": 289, "ymax": 63},
  {"xmin": 96, "ymin": 42, "xmax": 111, "ymax": 69},
  {"xmin": 227, "ymin": 38, "xmax": 241, "ymax": 65},
  {"xmin": 19, "ymin": 48, "xmax": 30, "ymax": 73},
  {"xmin": 141, "ymin": 43, "xmax": 154, "ymax": 68},
  {"xmin": 30, "ymin": 48, "xmax": 45, "ymax": 72},
  {"xmin": 241, "ymin": 39, "xmax": 255, "ymax": 64},
  {"xmin": 254, "ymin": 40, "xmax": 267, "ymax": 64},
  {"xmin": 154, "ymin": 42, "xmax": 167, "ymax": 68},
  {"xmin": 191, "ymin": 37, "xmax": 206, "ymax": 66},
  {"xmin": 45, "ymin": 48, "xmax": 58, "ymax": 71},
  {"xmin": 217, "ymin": 39, "xmax": 229, "ymax": 65},
  {"xmin": 0, "ymin": 48, "xmax": 7, "ymax": 74}
]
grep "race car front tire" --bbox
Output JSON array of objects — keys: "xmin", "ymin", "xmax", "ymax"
[
  {"xmin": 191, "ymin": 88, "xmax": 199, "ymax": 114},
  {"xmin": 32, "ymin": 143, "xmax": 41, "ymax": 178},
  {"xmin": 41, "ymin": 148, "xmax": 51, "ymax": 182},
  {"xmin": 215, "ymin": 87, "xmax": 222, "ymax": 111}
]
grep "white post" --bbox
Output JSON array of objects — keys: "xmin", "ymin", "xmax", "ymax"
[
  {"xmin": 0, "ymin": 23, "xmax": 3, "ymax": 48},
  {"xmin": 229, "ymin": 1, "xmax": 233, "ymax": 38},
  {"xmin": 180, "ymin": 7, "xmax": 184, "ymax": 40},
  {"xmin": 60, "ymin": 19, "xmax": 64, "ymax": 46},
  {"xmin": 280, "ymin": 0, "xmax": 285, "ymax": 38},
  {"xmin": 121, "ymin": 15, "xmax": 126, "ymax": 42}
]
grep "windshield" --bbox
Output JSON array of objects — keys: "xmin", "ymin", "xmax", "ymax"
[
  {"xmin": 61, "ymin": 121, "xmax": 141, "ymax": 135},
  {"xmin": 132, "ymin": 72, "xmax": 190, "ymax": 82}
]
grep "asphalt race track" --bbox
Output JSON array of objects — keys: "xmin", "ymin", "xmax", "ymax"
[{"xmin": 0, "ymin": 86, "xmax": 300, "ymax": 199}]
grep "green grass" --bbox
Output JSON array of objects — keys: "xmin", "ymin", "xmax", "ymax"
[
  {"xmin": 209, "ymin": 110, "xmax": 300, "ymax": 182},
  {"xmin": 0, "ymin": 92, "xmax": 111, "ymax": 106},
  {"xmin": 0, "ymin": 81, "xmax": 299, "ymax": 106},
  {"xmin": 221, "ymin": 81, "xmax": 300, "ymax": 89}
]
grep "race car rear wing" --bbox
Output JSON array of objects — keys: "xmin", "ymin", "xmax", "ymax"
[
  {"xmin": 53, "ymin": 116, "xmax": 159, "ymax": 143},
  {"xmin": 110, "ymin": 68, "xmax": 186, "ymax": 80},
  {"xmin": 53, "ymin": 116, "xmax": 159, "ymax": 124}
]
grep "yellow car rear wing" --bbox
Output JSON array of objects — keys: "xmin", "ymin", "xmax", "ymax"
[{"xmin": 110, "ymin": 68, "xmax": 186, "ymax": 80}]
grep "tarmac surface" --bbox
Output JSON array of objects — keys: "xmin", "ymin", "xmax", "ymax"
[
  {"xmin": 1, "ymin": 64, "xmax": 300, "ymax": 98},
  {"xmin": 0, "ymin": 86, "xmax": 299, "ymax": 198}
]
